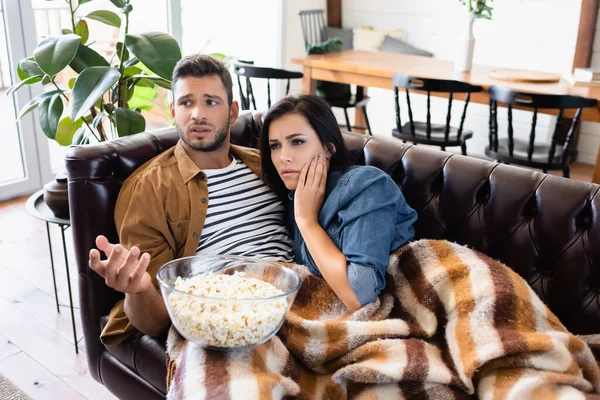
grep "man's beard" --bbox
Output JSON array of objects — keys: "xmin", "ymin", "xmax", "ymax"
[{"xmin": 178, "ymin": 120, "xmax": 230, "ymax": 152}]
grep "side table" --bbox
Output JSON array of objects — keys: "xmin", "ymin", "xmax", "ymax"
[{"xmin": 25, "ymin": 189, "xmax": 78, "ymax": 353}]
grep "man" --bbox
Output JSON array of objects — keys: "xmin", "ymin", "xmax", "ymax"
[{"xmin": 89, "ymin": 54, "xmax": 294, "ymax": 345}]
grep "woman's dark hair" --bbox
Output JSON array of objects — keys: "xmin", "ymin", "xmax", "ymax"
[{"xmin": 260, "ymin": 94, "xmax": 354, "ymax": 199}]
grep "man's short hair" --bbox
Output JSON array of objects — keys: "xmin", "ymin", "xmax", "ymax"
[{"xmin": 171, "ymin": 54, "xmax": 233, "ymax": 106}]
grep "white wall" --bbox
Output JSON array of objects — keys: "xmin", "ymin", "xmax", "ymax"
[
  {"xmin": 579, "ymin": 2, "xmax": 600, "ymax": 165},
  {"xmin": 284, "ymin": 0, "xmax": 600, "ymax": 164},
  {"xmin": 344, "ymin": 0, "xmax": 580, "ymax": 74},
  {"xmin": 282, "ymin": 0, "xmax": 326, "ymax": 94}
]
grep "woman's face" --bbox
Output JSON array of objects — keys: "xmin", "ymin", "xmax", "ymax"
[{"xmin": 268, "ymin": 113, "xmax": 330, "ymax": 191}]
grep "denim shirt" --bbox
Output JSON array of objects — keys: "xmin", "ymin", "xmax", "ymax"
[{"xmin": 287, "ymin": 165, "xmax": 418, "ymax": 306}]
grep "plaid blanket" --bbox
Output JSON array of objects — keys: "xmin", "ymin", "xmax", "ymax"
[{"xmin": 166, "ymin": 240, "xmax": 600, "ymax": 399}]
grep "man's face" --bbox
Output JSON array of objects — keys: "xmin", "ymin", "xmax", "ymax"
[{"xmin": 170, "ymin": 75, "xmax": 238, "ymax": 152}]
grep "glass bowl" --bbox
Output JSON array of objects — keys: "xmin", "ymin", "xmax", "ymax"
[{"xmin": 157, "ymin": 255, "xmax": 301, "ymax": 351}]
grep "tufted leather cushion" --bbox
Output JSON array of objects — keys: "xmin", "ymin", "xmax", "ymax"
[{"xmin": 66, "ymin": 111, "xmax": 600, "ymax": 399}]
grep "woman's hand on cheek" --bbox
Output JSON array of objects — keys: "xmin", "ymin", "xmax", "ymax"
[{"xmin": 294, "ymin": 154, "xmax": 328, "ymax": 230}]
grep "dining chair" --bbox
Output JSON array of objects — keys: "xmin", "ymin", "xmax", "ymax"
[
  {"xmin": 486, "ymin": 85, "xmax": 597, "ymax": 178},
  {"xmin": 298, "ymin": 9, "xmax": 328, "ymax": 50},
  {"xmin": 391, "ymin": 73, "xmax": 483, "ymax": 155},
  {"xmin": 298, "ymin": 9, "xmax": 372, "ymax": 135},
  {"xmin": 233, "ymin": 63, "xmax": 303, "ymax": 110}
]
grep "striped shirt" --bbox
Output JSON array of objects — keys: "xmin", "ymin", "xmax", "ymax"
[{"xmin": 196, "ymin": 156, "xmax": 294, "ymax": 262}]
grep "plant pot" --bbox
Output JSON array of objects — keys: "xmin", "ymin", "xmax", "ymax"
[{"xmin": 43, "ymin": 171, "xmax": 70, "ymax": 220}]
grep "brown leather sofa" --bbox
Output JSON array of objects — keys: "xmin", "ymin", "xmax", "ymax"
[{"xmin": 66, "ymin": 111, "xmax": 600, "ymax": 399}]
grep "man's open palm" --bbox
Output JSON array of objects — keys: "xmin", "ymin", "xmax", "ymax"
[{"xmin": 89, "ymin": 235, "xmax": 152, "ymax": 295}]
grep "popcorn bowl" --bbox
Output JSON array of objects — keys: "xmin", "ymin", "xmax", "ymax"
[{"xmin": 157, "ymin": 255, "xmax": 301, "ymax": 351}]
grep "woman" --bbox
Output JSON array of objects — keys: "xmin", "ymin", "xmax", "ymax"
[{"xmin": 260, "ymin": 94, "xmax": 418, "ymax": 311}]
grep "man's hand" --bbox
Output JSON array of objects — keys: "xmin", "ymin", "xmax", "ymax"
[
  {"xmin": 294, "ymin": 154, "xmax": 328, "ymax": 230},
  {"xmin": 89, "ymin": 235, "xmax": 152, "ymax": 295}
]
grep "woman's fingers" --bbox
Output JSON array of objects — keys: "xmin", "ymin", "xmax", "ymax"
[
  {"xmin": 318, "ymin": 156, "xmax": 327, "ymax": 190},
  {"xmin": 306, "ymin": 156, "xmax": 318, "ymax": 186},
  {"xmin": 297, "ymin": 162, "xmax": 309, "ymax": 190}
]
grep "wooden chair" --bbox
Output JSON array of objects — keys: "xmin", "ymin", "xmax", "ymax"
[
  {"xmin": 298, "ymin": 9, "xmax": 372, "ymax": 135},
  {"xmin": 298, "ymin": 9, "xmax": 328, "ymax": 49},
  {"xmin": 392, "ymin": 74, "xmax": 483, "ymax": 154},
  {"xmin": 233, "ymin": 63, "xmax": 303, "ymax": 110},
  {"xmin": 486, "ymin": 85, "xmax": 597, "ymax": 178}
]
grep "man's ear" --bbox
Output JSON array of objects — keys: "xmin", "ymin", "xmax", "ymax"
[
  {"xmin": 230, "ymin": 100, "xmax": 240, "ymax": 125},
  {"xmin": 170, "ymin": 100, "xmax": 175, "ymax": 119}
]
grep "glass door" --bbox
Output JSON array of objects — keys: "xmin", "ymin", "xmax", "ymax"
[
  {"xmin": 1, "ymin": 0, "xmax": 173, "ymax": 202},
  {"xmin": 0, "ymin": 0, "xmax": 52, "ymax": 201}
]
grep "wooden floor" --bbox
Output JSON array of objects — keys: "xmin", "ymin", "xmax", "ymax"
[
  {"xmin": 0, "ymin": 160, "xmax": 595, "ymax": 399},
  {"xmin": 0, "ymin": 196, "xmax": 116, "ymax": 399}
]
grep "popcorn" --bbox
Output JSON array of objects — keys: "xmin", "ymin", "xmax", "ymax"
[{"xmin": 168, "ymin": 271, "xmax": 287, "ymax": 348}]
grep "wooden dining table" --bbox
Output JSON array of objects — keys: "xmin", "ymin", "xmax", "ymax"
[{"xmin": 292, "ymin": 50, "xmax": 600, "ymax": 183}]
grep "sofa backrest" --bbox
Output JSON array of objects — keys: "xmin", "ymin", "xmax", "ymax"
[{"xmin": 66, "ymin": 111, "xmax": 600, "ymax": 377}]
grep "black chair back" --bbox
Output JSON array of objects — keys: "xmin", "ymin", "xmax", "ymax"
[
  {"xmin": 298, "ymin": 9, "xmax": 327, "ymax": 49},
  {"xmin": 234, "ymin": 63, "xmax": 303, "ymax": 110},
  {"xmin": 392, "ymin": 73, "xmax": 483, "ymax": 143},
  {"xmin": 488, "ymin": 85, "xmax": 597, "ymax": 176}
]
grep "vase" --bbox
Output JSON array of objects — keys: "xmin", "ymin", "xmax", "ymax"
[
  {"xmin": 43, "ymin": 171, "xmax": 70, "ymax": 220},
  {"xmin": 455, "ymin": 11, "xmax": 476, "ymax": 73}
]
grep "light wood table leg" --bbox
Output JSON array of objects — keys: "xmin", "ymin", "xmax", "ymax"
[
  {"xmin": 353, "ymin": 86, "xmax": 369, "ymax": 134},
  {"xmin": 593, "ymin": 144, "xmax": 600, "ymax": 184},
  {"xmin": 302, "ymin": 67, "xmax": 316, "ymax": 94}
]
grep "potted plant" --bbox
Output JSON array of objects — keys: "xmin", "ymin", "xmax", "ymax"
[
  {"xmin": 6, "ymin": 0, "xmax": 182, "ymax": 218},
  {"xmin": 455, "ymin": 0, "xmax": 494, "ymax": 72}
]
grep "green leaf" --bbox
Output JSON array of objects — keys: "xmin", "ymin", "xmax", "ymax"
[
  {"xmin": 134, "ymin": 77, "xmax": 155, "ymax": 88},
  {"xmin": 33, "ymin": 34, "xmax": 81, "ymax": 77},
  {"xmin": 69, "ymin": 44, "xmax": 109, "ymax": 73},
  {"xmin": 209, "ymin": 52, "xmax": 226, "ymax": 60},
  {"xmin": 18, "ymin": 58, "xmax": 44, "ymax": 80},
  {"xmin": 68, "ymin": 77, "xmax": 76, "ymax": 89},
  {"xmin": 123, "ymin": 66, "xmax": 142, "ymax": 76},
  {"xmin": 78, "ymin": 0, "xmax": 94, "ymax": 4},
  {"xmin": 5, "ymin": 75, "xmax": 43, "ymax": 96},
  {"xmin": 70, "ymin": 66, "xmax": 121, "ymax": 121},
  {"xmin": 114, "ymin": 107, "xmax": 145, "ymax": 137},
  {"xmin": 109, "ymin": 0, "xmax": 127, "ymax": 7},
  {"xmin": 75, "ymin": 20, "xmax": 89, "ymax": 44},
  {"xmin": 15, "ymin": 90, "xmax": 65, "ymax": 122},
  {"xmin": 41, "ymin": 75, "xmax": 52, "ymax": 85},
  {"xmin": 62, "ymin": 29, "xmax": 73, "ymax": 35},
  {"xmin": 128, "ymin": 85, "xmax": 156, "ymax": 110},
  {"xmin": 39, "ymin": 94, "xmax": 64, "ymax": 140},
  {"xmin": 85, "ymin": 10, "xmax": 121, "ymax": 28},
  {"xmin": 92, "ymin": 111, "xmax": 105, "ymax": 129},
  {"xmin": 56, "ymin": 116, "xmax": 85, "ymax": 145},
  {"xmin": 83, "ymin": 114, "xmax": 94, "ymax": 124},
  {"xmin": 71, "ymin": 126, "xmax": 88, "ymax": 145},
  {"xmin": 120, "ymin": 4, "xmax": 133, "ymax": 14},
  {"xmin": 116, "ymin": 42, "xmax": 129, "ymax": 63},
  {"xmin": 128, "ymin": 74, "xmax": 171, "ymax": 89},
  {"xmin": 125, "ymin": 32, "xmax": 181, "ymax": 80},
  {"xmin": 130, "ymin": 60, "xmax": 152, "ymax": 74},
  {"xmin": 123, "ymin": 56, "xmax": 139, "ymax": 68},
  {"xmin": 103, "ymin": 103, "xmax": 116, "ymax": 114}
]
